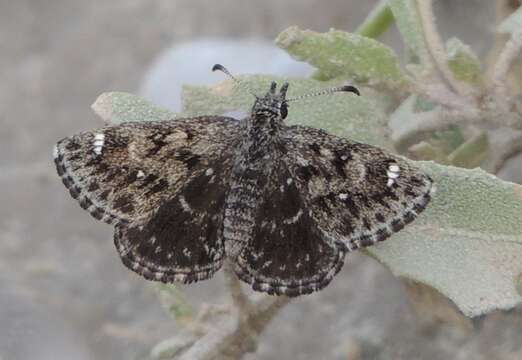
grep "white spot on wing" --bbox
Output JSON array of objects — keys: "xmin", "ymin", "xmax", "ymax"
[
  {"xmin": 137, "ymin": 170, "xmax": 145, "ymax": 178},
  {"xmin": 387, "ymin": 170, "xmax": 399, "ymax": 179},
  {"xmin": 52, "ymin": 144, "xmax": 59, "ymax": 159},
  {"xmin": 260, "ymin": 283, "xmax": 270, "ymax": 291},
  {"xmin": 93, "ymin": 133, "xmax": 105, "ymax": 155},
  {"xmin": 283, "ymin": 209, "xmax": 303, "ymax": 224},
  {"xmin": 205, "ymin": 168, "xmax": 214, "ymax": 176},
  {"xmin": 179, "ymin": 196, "xmax": 192, "ymax": 213},
  {"xmin": 339, "ymin": 193, "xmax": 348, "ymax": 200},
  {"xmin": 296, "ymin": 156, "xmax": 308, "ymax": 166},
  {"xmin": 286, "ymin": 178, "xmax": 293, "ymax": 185},
  {"xmin": 262, "ymin": 260, "xmax": 273, "ymax": 269},
  {"xmin": 389, "ymin": 164, "xmax": 400, "ymax": 172},
  {"xmin": 154, "ymin": 272, "xmax": 164, "ymax": 280},
  {"xmin": 386, "ymin": 163, "xmax": 400, "ymax": 187},
  {"xmin": 319, "ymin": 148, "xmax": 332, "ymax": 156}
]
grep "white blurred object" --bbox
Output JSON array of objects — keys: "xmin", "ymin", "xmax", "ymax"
[{"xmin": 139, "ymin": 38, "xmax": 314, "ymax": 112}]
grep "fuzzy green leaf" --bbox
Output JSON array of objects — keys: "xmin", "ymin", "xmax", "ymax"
[
  {"xmin": 275, "ymin": 26, "xmax": 409, "ymax": 90},
  {"xmin": 447, "ymin": 132, "xmax": 489, "ymax": 168},
  {"xmin": 355, "ymin": 0, "xmax": 395, "ymax": 39},
  {"xmin": 446, "ymin": 38, "xmax": 483, "ymax": 86},
  {"xmin": 370, "ymin": 162, "xmax": 522, "ymax": 317},
  {"xmin": 388, "ymin": 0, "xmax": 432, "ymax": 67},
  {"xmin": 409, "ymin": 141, "xmax": 450, "ymax": 164},
  {"xmin": 182, "ymin": 76, "xmax": 390, "ymax": 148},
  {"xmin": 91, "ymin": 92, "xmax": 176, "ymax": 124}
]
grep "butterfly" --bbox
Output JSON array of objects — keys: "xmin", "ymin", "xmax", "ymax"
[{"xmin": 53, "ymin": 64, "xmax": 433, "ymax": 296}]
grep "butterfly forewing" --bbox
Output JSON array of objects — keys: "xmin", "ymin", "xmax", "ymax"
[
  {"xmin": 54, "ymin": 116, "xmax": 240, "ymax": 224},
  {"xmin": 282, "ymin": 125, "xmax": 434, "ymax": 251}
]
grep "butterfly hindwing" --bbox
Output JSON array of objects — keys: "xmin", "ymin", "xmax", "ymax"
[
  {"xmin": 282, "ymin": 125, "xmax": 433, "ymax": 251},
  {"xmin": 114, "ymin": 159, "xmax": 232, "ymax": 283},
  {"xmin": 226, "ymin": 157, "xmax": 346, "ymax": 296}
]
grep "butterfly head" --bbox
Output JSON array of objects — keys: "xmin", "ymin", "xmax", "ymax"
[
  {"xmin": 211, "ymin": 63, "xmax": 360, "ymax": 127},
  {"xmin": 252, "ymin": 81, "xmax": 289, "ymax": 121}
]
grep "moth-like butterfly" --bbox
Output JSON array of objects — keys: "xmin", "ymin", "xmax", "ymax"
[{"xmin": 54, "ymin": 65, "xmax": 433, "ymax": 296}]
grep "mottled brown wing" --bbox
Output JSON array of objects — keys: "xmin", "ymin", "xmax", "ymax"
[
  {"xmin": 54, "ymin": 116, "xmax": 242, "ymax": 283},
  {"xmin": 282, "ymin": 125, "xmax": 434, "ymax": 252},
  {"xmin": 225, "ymin": 156, "xmax": 346, "ymax": 297},
  {"xmin": 54, "ymin": 116, "xmax": 240, "ymax": 225},
  {"xmin": 113, "ymin": 157, "xmax": 233, "ymax": 283}
]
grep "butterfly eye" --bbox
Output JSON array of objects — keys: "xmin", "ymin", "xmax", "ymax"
[{"xmin": 280, "ymin": 103, "xmax": 288, "ymax": 119}]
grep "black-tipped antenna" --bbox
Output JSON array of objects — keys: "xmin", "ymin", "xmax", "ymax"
[
  {"xmin": 212, "ymin": 63, "xmax": 257, "ymax": 97},
  {"xmin": 285, "ymin": 85, "xmax": 360, "ymax": 102},
  {"xmin": 212, "ymin": 64, "xmax": 240, "ymax": 84}
]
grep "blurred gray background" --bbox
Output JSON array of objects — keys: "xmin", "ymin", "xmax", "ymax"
[{"xmin": 2, "ymin": 1, "xmax": 521, "ymax": 359}]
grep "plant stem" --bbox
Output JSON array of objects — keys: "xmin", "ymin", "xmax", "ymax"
[
  {"xmin": 392, "ymin": 108, "xmax": 480, "ymax": 151},
  {"xmin": 175, "ymin": 295, "xmax": 290, "ymax": 360},
  {"xmin": 170, "ymin": 263, "xmax": 292, "ymax": 359},
  {"xmin": 392, "ymin": 103, "xmax": 522, "ymax": 152},
  {"xmin": 416, "ymin": 0, "xmax": 474, "ymax": 98},
  {"xmin": 412, "ymin": 82, "xmax": 471, "ymax": 109},
  {"xmin": 223, "ymin": 262, "xmax": 253, "ymax": 316},
  {"xmin": 493, "ymin": 30, "xmax": 522, "ymax": 111},
  {"xmin": 356, "ymin": 0, "xmax": 395, "ymax": 38},
  {"xmin": 485, "ymin": 128, "xmax": 522, "ymax": 174}
]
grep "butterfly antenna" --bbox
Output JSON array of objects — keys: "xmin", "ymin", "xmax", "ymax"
[
  {"xmin": 212, "ymin": 64, "xmax": 241, "ymax": 84},
  {"xmin": 212, "ymin": 64, "xmax": 258, "ymax": 98},
  {"xmin": 285, "ymin": 85, "xmax": 360, "ymax": 102}
]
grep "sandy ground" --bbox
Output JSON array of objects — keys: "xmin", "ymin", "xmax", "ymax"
[{"xmin": 1, "ymin": 1, "xmax": 521, "ymax": 359}]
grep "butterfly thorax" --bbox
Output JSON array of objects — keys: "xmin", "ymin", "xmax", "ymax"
[
  {"xmin": 244, "ymin": 111, "xmax": 283, "ymax": 156},
  {"xmin": 240, "ymin": 82, "xmax": 290, "ymax": 163},
  {"xmin": 236, "ymin": 107, "xmax": 284, "ymax": 178},
  {"xmin": 224, "ymin": 83, "xmax": 291, "ymax": 258}
]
